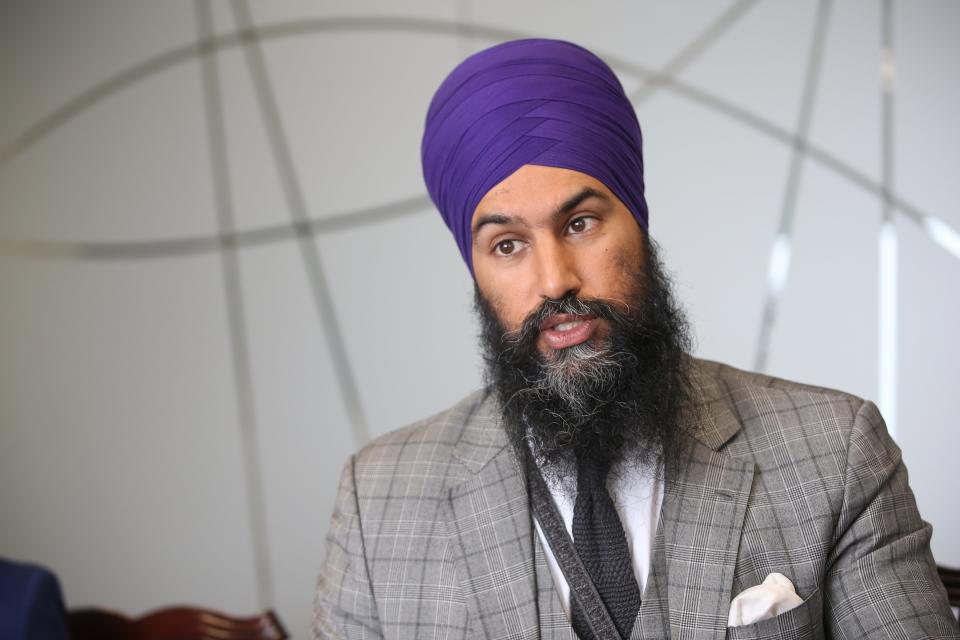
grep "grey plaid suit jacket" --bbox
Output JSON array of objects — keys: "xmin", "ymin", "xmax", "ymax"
[{"xmin": 314, "ymin": 359, "xmax": 958, "ymax": 639}]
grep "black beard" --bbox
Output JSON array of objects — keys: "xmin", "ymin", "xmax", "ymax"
[{"xmin": 475, "ymin": 238, "xmax": 695, "ymax": 491}]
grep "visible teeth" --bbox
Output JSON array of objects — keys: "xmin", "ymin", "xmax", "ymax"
[{"xmin": 554, "ymin": 320, "xmax": 583, "ymax": 331}]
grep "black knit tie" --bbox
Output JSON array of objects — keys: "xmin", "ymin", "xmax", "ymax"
[{"xmin": 570, "ymin": 457, "xmax": 641, "ymax": 640}]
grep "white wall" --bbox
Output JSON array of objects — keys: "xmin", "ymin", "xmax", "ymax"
[{"xmin": 1, "ymin": 1, "xmax": 957, "ymax": 636}]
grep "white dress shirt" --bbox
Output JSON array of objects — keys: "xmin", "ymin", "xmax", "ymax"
[{"xmin": 533, "ymin": 465, "xmax": 664, "ymax": 616}]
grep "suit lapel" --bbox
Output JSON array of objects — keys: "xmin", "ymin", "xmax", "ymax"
[
  {"xmin": 534, "ymin": 531, "xmax": 576, "ymax": 640},
  {"xmin": 662, "ymin": 363, "xmax": 755, "ymax": 639},
  {"xmin": 630, "ymin": 524, "xmax": 671, "ymax": 640},
  {"xmin": 444, "ymin": 392, "xmax": 540, "ymax": 639}
]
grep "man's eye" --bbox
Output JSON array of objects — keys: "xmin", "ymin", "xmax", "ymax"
[
  {"xmin": 494, "ymin": 239, "xmax": 520, "ymax": 255},
  {"xmin": 567, "ymin": 216, "xmax": 596, "ymax": 234}
]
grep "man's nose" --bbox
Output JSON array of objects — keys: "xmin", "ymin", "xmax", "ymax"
[{"xmin": 535, "ymin": 239, "xmax": 582, "ymax": 301}]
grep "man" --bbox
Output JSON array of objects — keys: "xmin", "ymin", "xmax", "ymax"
[{"xmin": 314, "ymin": 39, "xmax": 957, "ymax": 639}]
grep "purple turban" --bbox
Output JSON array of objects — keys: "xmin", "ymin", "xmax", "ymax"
[{"xmin": 421, "ymin": 38, "xmax": 648, "ymax": 275}]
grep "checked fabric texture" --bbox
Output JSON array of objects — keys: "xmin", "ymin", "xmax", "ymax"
[{"xmin": 314, "ymin": 358, "xmax": 959, "ymax": 639}]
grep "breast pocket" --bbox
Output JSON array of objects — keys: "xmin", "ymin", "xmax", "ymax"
[{"xmin": 725, "ymin": 588, "xmax": 822, "ymax": 640}]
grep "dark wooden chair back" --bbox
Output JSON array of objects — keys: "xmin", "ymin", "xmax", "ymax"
[
  {"xmin": 939, "ymin": 565, "xmax": 960, "ymax": 609},
  {"xmin": 69, "ymin": 606, "xmax": 287, "ymax": 640}
]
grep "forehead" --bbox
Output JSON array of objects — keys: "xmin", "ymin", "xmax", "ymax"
[{"xmin": 473, "ymin": 165, "xmax": 611, "ymax": 218}]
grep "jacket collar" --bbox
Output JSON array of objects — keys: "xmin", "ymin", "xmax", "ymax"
[
  {"xmin": 449, "ymin": 357, "xmax": 745, "ymax": 474},
  {"xmin": 684, "ymin": 358, "xmax": 743, "ymax": 451},
  {"xmin": 449, "ymin": 388, "xmax": 510, "ymax": 477}
]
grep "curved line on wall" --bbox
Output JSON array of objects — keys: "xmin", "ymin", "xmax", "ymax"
[
  {"xmin": 0, "ymin": 195, "xmax": 431, "ymax": 260},
  {"xmin": 0, "ymin": 15, "xmax": 956, "ymax": 261}
]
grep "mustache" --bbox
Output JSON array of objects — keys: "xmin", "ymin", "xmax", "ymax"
[{"xmin": 501, "ymin": 293, "xmax": 635, "ymax": 349}]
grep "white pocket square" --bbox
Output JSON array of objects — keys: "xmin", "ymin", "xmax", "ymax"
[{"xmin": 728, "ymin": 572, "xmax": 805, "ymax": 627}]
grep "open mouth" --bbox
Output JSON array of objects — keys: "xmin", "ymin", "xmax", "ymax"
[{"xmin": 539, "ymin": 314, "xmax": 599, "ymax": 349}]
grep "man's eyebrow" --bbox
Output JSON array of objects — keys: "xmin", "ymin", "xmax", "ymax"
[
  {"xmin": 472, "ymin": 186, "xmax": 611, "ymax": 236},
  {"xmin": 473, "ymin": 213, "xmax": 521, "ymax": 236},
  {"xmin": 552, "ymin": 187, "xmax": 610, "ymax": 225}
]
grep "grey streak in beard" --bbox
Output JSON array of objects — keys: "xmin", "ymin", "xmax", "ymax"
[{"xmin": 497, "ymin": 296, "xmax": 634, "ymax": 429}]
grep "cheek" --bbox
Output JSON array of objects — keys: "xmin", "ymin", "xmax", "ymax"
[
  {"xmin": 480, "ymin": 274, "xmax": 539, "ymax": 329},
  {"xmin": 503, "ymin": 295, "xmax": 539, "ymax": 331},
  {"xmin": 588, "ymin": 242, "xmax": 644, "ymax": 302},
  {"xmin": 479, "ymin": 283, "xmax": 531, "ymax": 332}
]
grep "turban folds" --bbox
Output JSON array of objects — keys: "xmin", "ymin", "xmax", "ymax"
[{"xmin": 421, "ymin": 38, "xmax": 649, "ymax": 275}]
